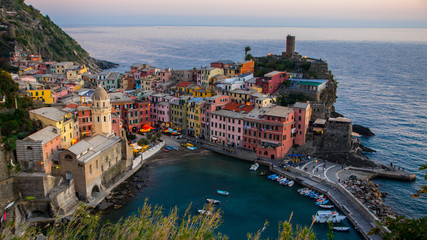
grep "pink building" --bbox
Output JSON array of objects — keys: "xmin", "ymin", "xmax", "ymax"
[
  {"xmin": 112, "ymin": 115, "xmax": 122, "ymax": 137},
  {"xmin": 293, "ymin": 102, "xmax": 311, "ymax": 146},
  {"xmin": 200, "ymin": 95, "xmax": 231, "ymax": 139},
  {"xmin": 210, "ymin": 109, "xmax": 245, "ymax": 147},
  {"xmin": 53, "ymin": 87, "xmax": 69, "ymax": 103},
  {"xmin": 157, "ymin": 70, "xmax": 172, "ymax": 83},
  {"xmin": 139, "ymin": 68, "xmax": 155, "ymax": 78},
  {"xmin": 242, "ymin": 106, "xmax": 295, "ymax": 160},
  {"xmin": 149, "ymin": 94, "xmax": 171, "ymax": 125},
  {"xmin": 256, "ymin": 71, "xmax": 289, "ymax": 94},
  {"xmin": 16, "ymin": 126, "xmax": 62, "ymax": 174}
]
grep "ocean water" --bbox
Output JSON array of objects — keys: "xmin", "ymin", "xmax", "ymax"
[{"xmin": 63, "ymin": 26, "xmax": 427, "ymax": 219}]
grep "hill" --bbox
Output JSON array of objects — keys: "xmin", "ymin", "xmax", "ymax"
[{"xmin": 0, "ymin": 0, "xmax": 117, "ymax": 72}]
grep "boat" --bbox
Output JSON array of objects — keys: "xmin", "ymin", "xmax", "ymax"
[
  {"xmin": 162, "ymin": 148, "xmax": 169, "ymax": 152},
  {"xmin": 288, "ymin": 180, "xmax": 294, "ymax": 187},
  {"xmin": 217, "ymin": 190, "xmax": 229, "ymax": 196},
  {"xmin": 316, "ymin": 200, "xmax": 329, "ymax": 205},
  {"xmin": 313, "ymin": 211, "xmax": 346, "ymax": 223},
  {"xmin": 319, "ymin": 205, "xmax": 334, "ymax": 209},
  {"xmin": 171, "ymin": 146, "xmax": 179, "ymax": 151},
  {"xmin": 333, "ymin": 227, "xmax": 350, "ymax": 232},
  {"xmin": 250, "ymin": 163, "xmax": 259, "ymax": 171},
  {"xmin": 259, "ymin": 171, "xmax": 266, "ymax": 176},
  {"xmin": 165, "ymin": 146, "xmax": 172, "ymax": 151},
  {"xmin": 206, "ymin": 199, "xmax": 220, "ymax": 204},
  {"xmin": 186, "ymin": 143, "xmax": 194, "ymax": 147},
  {"xmin": 198, "ymin": 210, "xmax": 212, "ymax": 215},
  {"xmin": 187, "ymin": 146, "xmax": 196, "ymax": 150},
  {"xmin": 271, "ymin": 175, "xmax": 280, "ymax": 180},
  {"xmin": 267, "ymin": 174, "xmax": 278, "ymax": 180},
  {"xmin": 181, "ymin": 143, "xmax": 188, "ymax": 147},
  {"xmin": 298, "ymin": 188, "xmax": 308, "ymax": 193}
]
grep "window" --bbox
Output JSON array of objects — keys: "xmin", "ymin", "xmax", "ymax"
[{"xmin": 89, "ymin": 164, "xmax": 92, "ymax": 174}]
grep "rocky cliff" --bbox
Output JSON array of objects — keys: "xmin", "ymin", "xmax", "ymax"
[{"xmin": 0, "ymin": 0, "xmax": 117, "ymax": 72}]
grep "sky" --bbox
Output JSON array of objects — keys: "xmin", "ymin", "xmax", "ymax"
[{"xmin": 25, "ymin": 0, "xmax": 427, "ymax": 28}]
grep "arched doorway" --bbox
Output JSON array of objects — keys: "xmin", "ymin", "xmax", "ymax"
[{"xmin": 91, "ymin": 185, "xmax": 100, "ymax": 198}]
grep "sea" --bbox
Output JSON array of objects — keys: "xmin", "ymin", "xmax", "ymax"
[{"xmin": 63, "ymin": 26, "xmax": 427, "ymax": 238}]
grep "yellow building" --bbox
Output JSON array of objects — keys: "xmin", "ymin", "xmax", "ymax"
[
  {"xmin": 170, "ymin": 96, "xmax": 192, "ymax": 130},
  {"xmin": 192, "ymin": 88, "xmax": 215, "ymax": 98},
  {"xmin": 29, "ymin": 107, "xmax": 76, "ymax": 148},
  {"xmin": 200, "ymin": 67, "xmax": 224, "ymax": 87},
  {"xmin": 27, "ymin": 89, "xmax": 54, "ymax": 104},
  {"xmin": 186, "ymin": 98, "xmax": 204, "ymax": 137}
]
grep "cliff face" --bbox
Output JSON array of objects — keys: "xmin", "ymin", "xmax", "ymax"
[{"xmin": 0, "ymin": 0, "xmax": 117, "ymax": 72}]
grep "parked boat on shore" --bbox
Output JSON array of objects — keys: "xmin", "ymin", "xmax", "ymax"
[
  {"xmin": 217, "ymin": 190, "xmax": 229, "ymax": 196},
  {"xmin": 313, "ymin": 211, "xmax": 346, "ymax": 223},
  {"xmin": 171, "ymin": 146, "xmax": 179, "ymax": 151},
  {"xmin": 187, "ymin": 146, "xmax": 197, "ymax": 150}
]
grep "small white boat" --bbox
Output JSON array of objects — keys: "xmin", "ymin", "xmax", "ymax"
[
  {"xmin": 250, "ymin": 163, "xmax": 259, "ymax": 171},
  {"xmin": 206, "ymin": 199, "xmax": 220, "ymax": 204},
  {"xmin": 333, "ymin": 227, "xmax": 350, "ymax": 232},
  {"xmin": 313, "ymin": 211, "xmax": 346, "ymax": 223},
  {"xmin": 187, "ymin": 146, "xmax": 196, "ymax": 150},
  {"xmin": 217, "ymin": 190, "xmax": 229, "ymax": 196},
  {"xmin": 288, "ymin": 180, "xmax": 294, "ymax": 187},
  {"xmin": 198, "ymin": 210, "xmax": 212, "ymax": 215},
  {"xmin": 319, "ymin": 205, "xmax": 334, "ymax": 209}
]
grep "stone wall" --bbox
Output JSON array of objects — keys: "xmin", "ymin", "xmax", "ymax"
[
  {"xmin": 0, "ymin": 178, "xmax": 16, "ymax": 210},
  {"xmin": 321, "ymin": 118, "xmax": 352, "ymax": 153},
  {"xmin": 15, "ymin": 173, "xmax": 61, "ymax": 199},
  {"xmin": 50, "ymin": 179, "xmax": 79, "ymax": 215}
]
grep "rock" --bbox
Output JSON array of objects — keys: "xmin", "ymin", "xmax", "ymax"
[
  {"xmin": 98, "ymin": 202, "xmax": 113, "ymax": 210},
  {"xmin": 113, "ymin": 204, "xmax": 122, "ymax": 209},
  {"xmin": 360, "ymin": 144, "xmax": 376, "ymax": 153},
  {"xmin": 121, "ymin": 190, "xmax": 128, "ymax": 195},
  {"xmin": 105, "ymin": 195, "xmax": 112, "ymax": 200},
  {"xmin": 136, "ymin": 184, "xmax": 142, "ymax": 189},
  {"xmin": 35, "ymin": 234, "xmax": 46, "ymax": 240},
  {"xmin": 331, "ymin": 111, "xmax": 344, "ymax": 118},
  {"xmin": 352, "ymin": 124, "xmax": 375, "ymax": 136}
]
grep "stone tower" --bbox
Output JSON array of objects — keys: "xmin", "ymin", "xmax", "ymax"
[
  {"xmin": 91, "ymin": 85, "xmax": 113, "ymax": 137},
  {"xmin": 285, "ymin": 35, "xmax": 295, "ymax": 58}
]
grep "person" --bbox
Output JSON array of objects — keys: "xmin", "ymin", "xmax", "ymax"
[{"xmin": 338, "ymin": 178, "xmax": 340, "ymax": 183}]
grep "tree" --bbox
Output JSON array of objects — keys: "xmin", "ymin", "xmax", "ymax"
[
  {"xmin": 137, "ymin": 137, "xmax": 149, "ymax": 146},
  {"xmin": 244, "ymin": 46, "xmax": 251, "ymax": 57},
  {"xmin": 245, "ymin": 54, "xmax": 254, "ymax": 61}
]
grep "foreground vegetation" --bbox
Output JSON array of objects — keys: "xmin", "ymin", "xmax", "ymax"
[{"xmin": 1, "ymin": 202, "xmax": 320, "ymax": 240}]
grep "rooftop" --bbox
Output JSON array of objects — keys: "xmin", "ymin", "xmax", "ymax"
[
  {"xmin": 213, "ymin": 109, "xmax": 246, "ymax": 119},
  {"xmin": 329, "ymin": 117, "xmax": 352, "ymax": 123},
  {"xmin": 68, "ymin": 134, "xmax": 121, "ymax": 163},
  {"xmin": 30, "ymin": 107, "xmax": 68, "ymax": 122},
  {"xmin": 176, "ymin": 81, "xmax": 192, "ymax": 88},
  {"xmin": 223, "ymin": 102, "xmax": 254, "ymax": 113},
  {"xmin": 293, "ymin": 102, "xmax": 309, "ymax": 109},
  {"xmin": 265, "ymin": 106, "xmax": 294, "ymax": 118},
  {"xmin": 265, "ymin": 71, "xmax": 284, "ymax": 77},
  {"xmin": 24, "ymin": 126, "xmax": 61, "ymax": 145}
]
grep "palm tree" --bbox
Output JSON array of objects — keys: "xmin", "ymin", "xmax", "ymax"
[{"xmin": 244, "ymin": 46, "xmax": 251, "ymax": 57}]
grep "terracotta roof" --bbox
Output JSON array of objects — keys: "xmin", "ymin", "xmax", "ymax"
[
  {"xmin": 176, "ymin": 81, "xmax": 192, "ymax": 87},
  {"xmin": 223, "ymin": 102, "xmax": 254, "ymax": 113}
]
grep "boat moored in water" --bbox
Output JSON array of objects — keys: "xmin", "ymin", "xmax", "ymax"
[
  {"xmin": 313, "ymin": 211, "xmax": 346, "ymax": 223},
  {"xmin": 198, "ymin": 209, "xmax": 212, "ymax": 215},
  {"xmin": 250, "ymin": 163, "xmax": 259, "ymax": 171},
  {"xmin": 217, "ymin": 190, "xmax": 229, "ymax": 196},
  {"xmin": 206, "ymin": 199, "xmax": 220, "ymax": 204},
  {"xmin": 288, "ymin": 180, "xmax": 294, "ymax": 187},
  {"xmin": 333, "ymin": 227, "xmax": 350, "ymax": 232},
  {"xmin": 319, "ymin": 205, "xmax": 334, "ymax": 209}
]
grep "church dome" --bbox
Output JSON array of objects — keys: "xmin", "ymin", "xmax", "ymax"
[{"xmin": 92, "ymin": 85, "xmax": 109, "ymax": 101}]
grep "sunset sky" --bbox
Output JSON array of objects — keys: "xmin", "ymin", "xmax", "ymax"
[{"xmin": 25, "ymin": 0, "xmax": 427, "ymax": 27}]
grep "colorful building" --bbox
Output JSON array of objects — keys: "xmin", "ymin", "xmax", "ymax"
[
  {"xmin": 200, "ymin": 95, "xmax": 231, "ymax": 140},
  {"xmin": 242, "ymin": 106, "xmax": 295, "ymax": 160},
  {"xmin": 186, "ymin": 97, "xmax": 204, "ymax": 137},
  {"xmin": 27, "ymin": 89, "xmax": 54, "ymax": 104},
  {"xmin": 29, "ymin": 107, "xmax": 76, "ymax": 148},
  {"xmin": 16, "ymin": 126, "xmax": 62, "ymax": 174},
  {"xmin": 256, "ymin": 71, "xmax": 288, "ymax": 94},
  {"xmin": 200, "ymin": 67, "xmax": 224, "ymax": 87},
  {"xmin": 292, "ymin": 102, "xmax": 312, "ymax": 146}
]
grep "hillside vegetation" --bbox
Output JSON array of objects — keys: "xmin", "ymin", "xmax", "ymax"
[{"xmin": 0, "ymin": 0, "xmax": 117, "ymax": 72}]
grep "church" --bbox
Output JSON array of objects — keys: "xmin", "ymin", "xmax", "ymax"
[{"xmin": 57, "ymin": 85, "xmax": 132, "ymax": 201}]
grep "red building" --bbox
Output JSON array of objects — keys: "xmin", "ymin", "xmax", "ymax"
[
  {"xmin": 256, "ymin": 71, "xmax": 289, "ymax": 94},
  {"xmin": 112, "ymin": 97, "xmax": 151, "ymax": 132},
  {"xmin": 210, "ymin": 60, "xmax": 235, "ymax": 69},
  {"xmin": 139, "ymin": 68, "xmax": 155, "ymax": 78},
  {"xmin": 77, "ymin": 106, "xmax": 93, "ymax": 138},
  {"xmin": 242, "ymin": 106, "xmax": 295, "ymax": 160},
  {"xmin": 293, "ymin": 102, "xmax": 312, "ymax": 146}
]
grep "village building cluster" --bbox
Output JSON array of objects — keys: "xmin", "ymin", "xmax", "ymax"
[{"xmin": 8, "ymin": 36, "xmax": 341, "ymax": 218}]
